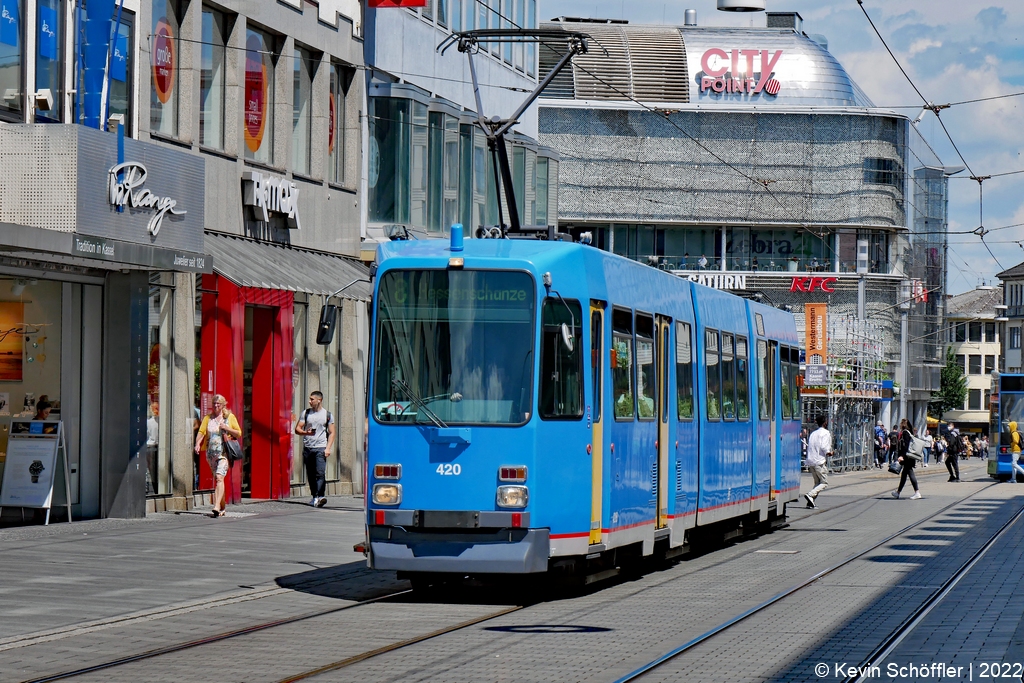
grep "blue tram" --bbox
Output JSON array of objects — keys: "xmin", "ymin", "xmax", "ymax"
[
  {"xmin": 364, "ymin": 232, "xmax": 801, "ymax": 576},
  {"xmin": 989, "ymin": 373, "xmax": 1024, "ymax": 480}
]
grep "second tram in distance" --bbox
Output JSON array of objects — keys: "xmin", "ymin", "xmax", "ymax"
[{"xmin": 364, "ymin": 232, "xmax": 802, "ymax": 578}]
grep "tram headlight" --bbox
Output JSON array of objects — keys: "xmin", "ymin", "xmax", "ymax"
[
  {"xmin": 496, "ymin": 485, "xmax": 528, "ymax": 508},
  {"xmin": 372, "ymin": 483, "xmax": 402, "ymax": 505}
]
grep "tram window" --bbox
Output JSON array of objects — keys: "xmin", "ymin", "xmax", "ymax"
[
  {"xmin": 612, "ymin": 308, "xmax": 635, "ymax": 420},
  {"xmin": 721, "ymin": 333, "xmax": 736, "ymax": 420},
  {"xmin": 540, "ymin": 299, "xmax": 584, "ymax": 420},
  {"xmin": 736, "ymin": 336, "xmax": 750, "ymax": 420},
  {"xmin": 788, "ymin": 349, "xmax": 800, "ymax": 419},
  {"xmin": 636, "ymin": 314, "xmax": 656, "ymax": 420},
  {"xmin": 676, "ymin": 322, "xmax": 694, "ymax": 420},
  {"xmin": 661, "ymin": 324, "xmax": 670, "ymax": 424},
  {"xmin": 705, "ymin": 329, "xmax": 721, "ymax": 420},
  {"xmin": 781, "ymin": 346, "xmax": 793, "ymax": 420},
  {"xmin": 756, "ymin": 340, "xmax": 769, "ymax": 420},
  {"xmin": 591, "ymin": 309, "xmax": 603, "ymax": 423}
]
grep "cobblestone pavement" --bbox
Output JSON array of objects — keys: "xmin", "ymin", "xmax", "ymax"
[{"xmin": 4, "ymin": 461, "xmax": 1020, "ymax": 683}]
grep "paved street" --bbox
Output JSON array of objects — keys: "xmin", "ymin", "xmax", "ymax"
[{"xmin": 3, "ymin": 460, "xmax": 1024, "ymax": 683}]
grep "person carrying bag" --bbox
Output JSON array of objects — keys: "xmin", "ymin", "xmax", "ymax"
[{"xmin": 891, "ymin": 418, "xmax": 922, "ymax": 500}]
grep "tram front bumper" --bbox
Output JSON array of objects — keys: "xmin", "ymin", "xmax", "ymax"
[{"xmin": 368, "ymin": 525, "xmax": 550, "ymax": 574}]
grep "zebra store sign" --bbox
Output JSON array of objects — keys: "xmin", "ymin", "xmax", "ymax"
[{"xmin": 697, "ymin": 48, "xmax": 782, "ymax": 96}]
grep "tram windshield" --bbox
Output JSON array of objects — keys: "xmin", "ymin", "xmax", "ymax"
[{"xmin": 373, "ymin": 269, "xmax": 536, "ymax": 426}]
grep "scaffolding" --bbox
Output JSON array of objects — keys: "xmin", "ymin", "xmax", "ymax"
[{"xmin": 803, "ymin": 313, "xmax": 886, "ymax": 472}]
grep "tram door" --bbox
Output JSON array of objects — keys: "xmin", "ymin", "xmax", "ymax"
[
  {"xmin": 656, "ymin": 316, "xmax": 672, "ymax": 529},
  {"xmin": 589, "ymin": 303, "xmax": 606, "ymax": 545},
  {"xmin": 767, "ymin": 341, "xmax": 779, "ymax": 501}
]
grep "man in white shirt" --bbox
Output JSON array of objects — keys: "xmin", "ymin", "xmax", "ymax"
[
  {"xmin": 922, "ymin": 429, "xmax": 933, "ymax": 467},
  {"xmin": 804, "ymin": 414, "xmax": 832, "ymax": 509}
]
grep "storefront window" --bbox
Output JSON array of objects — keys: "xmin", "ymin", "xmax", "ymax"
[
  {"xmin": 319, "ymin": 300, "xmax": 342, "ymax": 482},
  {"xmin": 150, "ymin": 0, "xmax": 180, "ymax": 136},
  {"xmin": 292, "ymin": 47, "xmax": 313, "ymax": 176},
  {"xmin": 147, "ymin": 277, "xmax": 174, "ymax": 496},
  {"xmin": 244, "ymin": 28, "xmax": 276, "ymax": 165},
  {"xmin": 535, "ymin": 157, "xmax": 549, "ymax": 227},
  {"xmin": 328, "ymin": 64, "xmax": 352, "ymax": 185},
  {"xmin": 35, "ymin": 0, "xmax": 61, "ymax": 121},
  {"xmin": 0, "ymin": 0, "xmax": 23, "ymax": 121},
  {"xmin": 200, "ymin": 7, "xmax": 227, "ymax": 150}
]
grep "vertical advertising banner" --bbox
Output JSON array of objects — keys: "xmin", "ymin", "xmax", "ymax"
[
  {"xmin": 804, "ymin": 302, "xmax": 828, "ymax": 385},
  {"xmin": 244, "ymin": 34, "xmax": 267, "ymax": 153}
]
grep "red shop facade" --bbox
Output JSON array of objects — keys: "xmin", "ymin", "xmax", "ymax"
[{"xmin": 198, "ymin": 274, "xmax": 294, "ymax": 501}]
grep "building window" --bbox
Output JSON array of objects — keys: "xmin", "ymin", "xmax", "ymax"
[
  {"xmin": 535, "ymin": 157, "xmax": 549, "ymax": 227},
  {"xmin": 985, "ymin": 355, "xmax": 995, "ymax": 374},
  {"xmin": 368, "ymin": 97, "xmax": 411, "ymax": 225},
  {"xmin": 954, "ymin": 323, "xmax": 966, "ymax": 342},
  {"xmin": 329, "ymin": 64, "xmax": 352, "ymax": 186},
  {"xmin": 984, "ymin": 322, "xmax": 996, "ymax": 343},
  {"xmin": 968, "ymin": 388, "xmax": 981, "ymax": 411},
  {"xmin": 526, "ymin": 0, "xmax": 536, "ymax": 75},
  {"xmin": 863, "ymin": 157, "xmax": 902, "ymax": 186},
  {"xmin": 200, "ymin": 7, "xmax": 227, "ymax": 150},
  {"xmin": 1011, "ymin": 327, "xmax": 1022, "ymax": 350},
  {"xmin": 969, "ymin": 354, "xmax": 981, "ymax": 375},
  {"xmin": 75, "ymin": 7, "xmax": 134, "ymax": 132},
  {"xmin": 35, "ymin": 0, "xmax": 62, "ymax": 122},
  {"xmin": 0, "ymin": 0, "xmax": 23, "ymax": 121},
  {"xmin": 151, "ymin": 0, "xmax": 180, "ymax": 136},
  {"xmin": 244, "ymin": 28, "xmax": 276, "ymax": 166},
  {"xmin": 955, "ymin": 354, "xmax": 965, "ymax": 373},
  {"xmin": 436, "ymin": 0, "xmax": 447, "ymax": 27},
  {"xmin": 291, "ymin": 47, "xmax": 314, "ymax": 175},
  {"xmin": 968, "ymin": 322, "xmax": 981, "ymax": 343},
  {"xmin": 451, "ymin": 0, "xmax": 462, "ymax": 31}
]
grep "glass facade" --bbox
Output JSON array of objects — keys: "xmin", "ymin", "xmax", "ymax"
[
  {"xmin": 200, "ymin": 7, "xmax": 226, "ymax": 149},
  {"xmin": 75, "ymin": 7, "xmax": 134, "ymax": 132},
  {"xmin": 147, "ymin": 276, "xmax": 174, "ymax": 496},
  {"xmin": 370, "ymin": 96, "xmax": 557, "ymax": 235},
  {"xmin": 328, "ymin": 63, "xmax": 352, "ymax": 185}
]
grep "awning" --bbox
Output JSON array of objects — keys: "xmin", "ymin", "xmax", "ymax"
[{"xmin": 204, "ymin": 232, "xmax": 371, "ymax": 301}]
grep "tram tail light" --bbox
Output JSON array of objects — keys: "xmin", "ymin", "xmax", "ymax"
[
  {"xmin": 374, "ymin": 464, "xmax": 402, "ymax": 479},
  {"xmin": 497, "ymin": 485, "xmax": 528, "ymax": 508},
  {"xmin": 499, "ymin": 466, "xmax": 527, "ymax": 482},
  {"xmin": 372, "ymin": 484, "xmax": 402, "ymax": 505}
]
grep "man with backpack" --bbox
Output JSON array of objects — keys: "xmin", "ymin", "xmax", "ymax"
[
  {"xmin": 945, "ymin": 423, "xmax": 962, "ymax": 482},
  {"xmin": 874, "ymin": 421, "xmax": 887, "ymax": 469},
  {"xmin": 295, "ymin": 391, "xmax": 336, "ymax": 507}
]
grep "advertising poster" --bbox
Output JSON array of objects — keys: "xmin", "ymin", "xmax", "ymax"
[
  {"xmin": 0, "ymin": 302, "xmax": 24, "ymax": 381},
  {"xmin": 0, "ymin": 421, "xmax": 60, "ymax": 508},
  {"xmin": 152, "ymin": 17, "xmax": 175, "ymax": 103},
  {"xmin": 804, "ymin": 302, "xmax": 828, "ymax": 385},
  {"xmin": 244, "ymin": 33, "xmax": 267, "ymax": 153}
]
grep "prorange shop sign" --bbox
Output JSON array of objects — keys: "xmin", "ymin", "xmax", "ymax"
[{"xmin": 790, "ymin": 277, "xmax": 837, "ymax": 293}]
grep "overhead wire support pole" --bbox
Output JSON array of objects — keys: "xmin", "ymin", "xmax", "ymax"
[{"xmin": 441, "ymin": 28, "xmax": 588, "ymax": 236}]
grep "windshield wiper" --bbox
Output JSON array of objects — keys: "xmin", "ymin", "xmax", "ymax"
[{"xmin": 391, "ymin": 379, "xmax": 449, "ymax": 429}]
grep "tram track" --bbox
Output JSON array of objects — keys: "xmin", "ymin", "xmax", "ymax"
[{"xmin": 612, "ymin": 482, "xmax": 1008, "ymax": 682}]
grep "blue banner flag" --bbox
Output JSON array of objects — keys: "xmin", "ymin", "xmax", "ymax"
[
  {"xmin": 111, "ymin": 31, "xmax": 127, "ymax": 82},
  {"xmin": 38, "ymin": 5, "xmax": 56, "ymax": 59},
  {"xmin": 0, "ymin": 0, "xmax": 19, "ymax": 47}
]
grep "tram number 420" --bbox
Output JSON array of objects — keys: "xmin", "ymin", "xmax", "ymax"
[{"xmin": 436, "ymin": 463, "xmax": 462, "ymax": 476}]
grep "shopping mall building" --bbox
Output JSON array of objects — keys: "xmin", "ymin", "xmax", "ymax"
[{"xmin": 537, "ymin": 11, "xmax": 955, "ymax": 453}]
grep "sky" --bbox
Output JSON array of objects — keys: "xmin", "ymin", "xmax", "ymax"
[{"xmin": 542, "ymin": 0, "xmax": 1024, "ymax": 295}]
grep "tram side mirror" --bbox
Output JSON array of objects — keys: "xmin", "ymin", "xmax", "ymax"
[
  {"xmin": 316, "ymin": 305, "xmax": 339, "ymax": 345},
  {"xmin": 560, "ymin": 323, "xmax": 575, "ymax": 353}
]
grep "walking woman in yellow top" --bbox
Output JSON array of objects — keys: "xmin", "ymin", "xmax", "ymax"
[
  {"xmin": 194, "ymin": 395, "xmax": 242, "ymax": 516},
  {"xmin": 1010, "ymin": 421, "xmax": 1024, "ymax": 483}
]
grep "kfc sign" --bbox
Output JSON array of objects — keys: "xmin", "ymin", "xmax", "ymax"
[
  {"xmin": 790, "ymin": 277, "xmax": 837, "ymax": 293},
  {"xmin": 698, "ymin": 48, "xmax": 782, "ymax": 96}
]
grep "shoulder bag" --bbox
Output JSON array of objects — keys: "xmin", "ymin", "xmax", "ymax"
[
  {"xmin": 906, "ymin": 433, "xmax": 927, "ymax": 461},
  {"xmin": 224, "ymin": 437, "xmax": 244, "ymax": 463}
]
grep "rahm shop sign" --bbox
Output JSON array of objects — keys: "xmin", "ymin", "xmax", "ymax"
[{"xmin": 697, "ymin": 48, "xmax": 782, "ymax": 96}]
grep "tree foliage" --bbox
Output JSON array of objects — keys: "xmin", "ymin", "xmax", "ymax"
[{"xmin": 930, "ymin": 347, "xmax": 967, "ymax": 417}]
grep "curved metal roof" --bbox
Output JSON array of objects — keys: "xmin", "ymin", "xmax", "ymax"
[{"xmin": 540, "ymin": 22, "xmax": 875, "ymax": 108}]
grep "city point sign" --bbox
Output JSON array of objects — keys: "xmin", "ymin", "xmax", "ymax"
[
  {"xmin": 699, "ymin": 48, "xmax": 783, "ymax": 95},
  {"xmin": 790, "ymin": 277, "xmax": 838, "ymax": 293}
]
